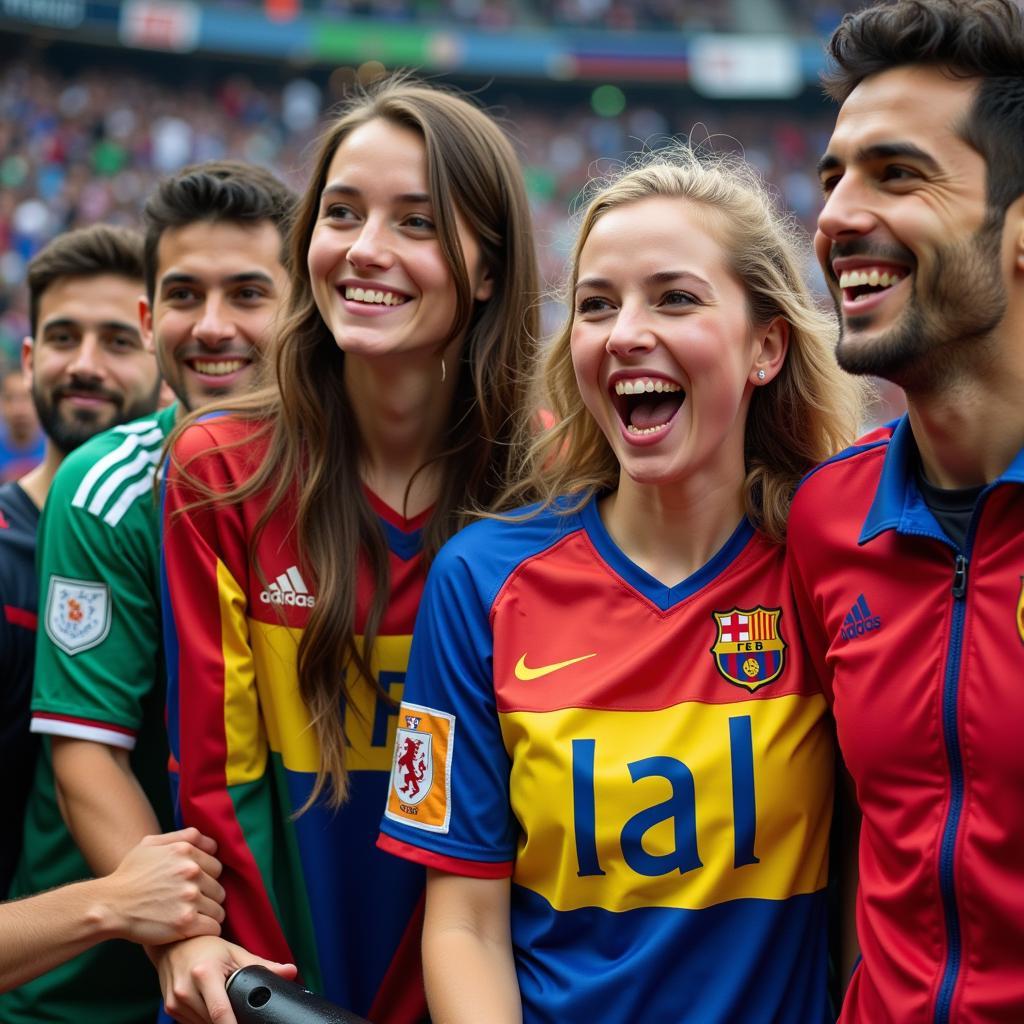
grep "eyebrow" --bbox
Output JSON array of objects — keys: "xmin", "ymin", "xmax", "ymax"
[
  {"xmin": 816, "ymin": 141, "xmax": 941, "ymax": 178},
  {"xmin": 159, "ymin": 271, "xmax": 277, "ymax": 290},
  {"xmin": 575, "ymin": 270, "xmax": 712, "ymax": 293},
  {"xmin": 42, "ymin": 317, "xmax": 140, "ymax": 336},
  {"xmin": 320, "ymin": 183, "xmax": 432, "ymax": 205}
]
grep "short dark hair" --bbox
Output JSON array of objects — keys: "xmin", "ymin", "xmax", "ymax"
[
  {"xmin": 27, "ymin": 224, "xmax": 144, "ymax": 338},
  {"xmin": 823, "ymin": 0, "xmax": 1024, "ymax": 216},
  {"xmin": 142, "ymin": 160, "xmax": 297, "ymax": 301}
]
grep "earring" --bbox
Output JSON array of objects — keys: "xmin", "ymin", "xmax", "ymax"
[
  {"xmin": 757, "ymin": 369, "xmax": 766, "ymax": 381},
  {"xmin": 440, "ymin": 357, "xmax": 447, "ymax": 384}
]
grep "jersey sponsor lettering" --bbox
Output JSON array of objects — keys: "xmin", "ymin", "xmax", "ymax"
[
  {"xmin": 505, "ymin": 695, "xmax": 828, "ymax": 912},
  {"xmin": 710, "ymin": 606, "xmax": 786, "ymax": 691},
  {"xmin": 43, "ymin": 575, "xmax": 110, "ymax": 654},
  {"xmin": 385, "ymin": 703, "xmax": 454, "ymax": 832}
]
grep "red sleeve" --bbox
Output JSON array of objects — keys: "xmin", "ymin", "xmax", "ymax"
[{"xmin": 163, "ymin": 420, "xmax": 294, "ymax": 964}]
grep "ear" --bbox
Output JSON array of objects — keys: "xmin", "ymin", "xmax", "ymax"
[
  {"xmin": 139, "ymin": 297, "xmax": 155, "ymax": 351},
  {"xmin": 750, "ymin": 316, "xmax": 789, "ymax": 386},
  {"xmin": 20, "ymin": 335, "xmax": 34, "ymax": 378},
  {"xmin": 474, "ymin": 266, "xmax": 494, "ymax": 303}
]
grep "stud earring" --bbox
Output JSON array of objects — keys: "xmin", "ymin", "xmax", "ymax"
[
  {"xmin": 757, "ymin": 369, "xmax": 766, "ymax": 381},
  {"xmin": 441, "ymin": 357, "xmax": 447, "ymax": 384}
]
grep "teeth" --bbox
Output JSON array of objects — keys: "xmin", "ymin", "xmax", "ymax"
[
  {"xmin": 344, "ymin": 286, "xmax": 406, "ymax": 306},
  {"xmin": 838, "ymin": 268, "xmax": 905, "ymax": 289},
  {"xmin": 193, "ymin": 359, "xmax": 246, "ymax": 376},
  {"xmin": 626, "ymin": 423, "xmax": 668, "ymax": 435},
  {"xmin": 614, "ymin": 378, "xmax": 682, "ymax": 396}
]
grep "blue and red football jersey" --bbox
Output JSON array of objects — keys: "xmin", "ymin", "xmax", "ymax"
[
  {"xmin": 162, "ymin": 416, "xmax": 427, "ymax": 1023},
  {"xmin": 379, "ymin": 497, "xmax": 833, "ymax": 1023},
  {"xmin": 788, "ymin": 416, "xmax": 1024, "ymax": 1023}
]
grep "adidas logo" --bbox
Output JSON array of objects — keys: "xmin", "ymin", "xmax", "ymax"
[
  {"xmin": 840, "ymin": 593, "xmax": 882, "ymax": 640},
  {"xmin": 259, "ymin": 566, "xmax": 315, "ymax": 609}
]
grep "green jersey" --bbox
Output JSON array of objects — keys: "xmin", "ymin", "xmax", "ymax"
[{"xmin": 0, "ymin": 404, "xmax": 176, "ymax": 1024}]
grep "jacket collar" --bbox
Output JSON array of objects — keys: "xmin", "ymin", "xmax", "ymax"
[{"xmin": 860, "ymin": 414, "xmax": 1024, "ymax": 545}]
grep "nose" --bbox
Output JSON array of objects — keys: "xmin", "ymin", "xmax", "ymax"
[
  {"xmin": 346, "ymin": 214, "xmax": 395, "ymax": 272},
  {"xmin": 191, "ymin": 293, "xmax": 237, "ymax": 348},
  {"xmin": 817, "ymin": 172, "xmax": 878, "ymax": 243},
  {"xmin": 605, "ymin": 300, "xmax": 656, "ymax": 358},
  {"xmin": 66, "ymin": 332, "xmax": 106, "ymax": 382}
]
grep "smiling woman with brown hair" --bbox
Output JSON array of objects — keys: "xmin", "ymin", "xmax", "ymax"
[{"xmin": 153, "ymin": 78, "xmax": 540, "ymax": 1024}]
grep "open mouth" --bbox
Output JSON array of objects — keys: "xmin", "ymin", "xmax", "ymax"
[
  {"xmin": 187, "ymin": 358, "xmax": 251, "ymax": 378},
  {"xmin": 612, "ymin": 376, "xmax": 685, "ymax": 436},
  {"xmin": 839, "ymin": 266, "xmax": 908, "ymax": 305},
  {"xmin": 342, "ymin": 285, "xmax": 410, "ymax": 308}
]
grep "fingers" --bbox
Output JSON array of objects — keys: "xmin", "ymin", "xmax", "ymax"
[
  {"xmin": 191, "ymin": 960, "xmax": 236, "ymax": 1024},
  {"xmin": 230, "ymin": 943, "xmax": 298, "ymax": 981},
  {"xmin": 142, "ymin": 828, "xmax": 219, "ymax": 857},
  {"xmin": 195, "ymin": 871, "xmax": 227, "ymax": 910}
]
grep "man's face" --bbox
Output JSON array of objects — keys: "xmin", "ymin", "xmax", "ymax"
[
  {"xmin": 0, "ymin": 371, "xmax": 38, "ymax": 443},
  {"xmin": 24, "ymin": 274, "xmax": 160, "ymax": 454},
  {"xmin": 145, "ymin": 220, "xmax": 288, "ymax": 412},
  {"xmin": 815, "ymin": 65, "xmax": 1008, "ymax": 390}
]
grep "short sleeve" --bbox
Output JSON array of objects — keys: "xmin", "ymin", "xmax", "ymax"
[
  {"xmin": 32, "ymin": 436, "xmax": 163, "ymax": 749},
  {"xmin": 379, "ymin": 538, "xmax": 517, "ymax": 878}
]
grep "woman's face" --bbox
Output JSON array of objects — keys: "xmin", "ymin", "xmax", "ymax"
[
  {"xmin": 307, "ymin": 117, "xmax": 492, "ymax": 362},
  {"xmin": 571, "ymin": 196, "xmax": 764, "ymax": 490}
]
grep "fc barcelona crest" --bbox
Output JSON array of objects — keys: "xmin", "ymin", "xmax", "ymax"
[{"xmin": 711, "ymin": 606, "xmax": 786, "ymax": 692}]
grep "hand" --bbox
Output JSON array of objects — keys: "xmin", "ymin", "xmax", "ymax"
[
  {"xmin": 97, "ymin": 828, "xmax": 226, "ymax": 946},
  {"xmin": 148, "ymin": 934, "xmax": 298, "ymax": 1024}
]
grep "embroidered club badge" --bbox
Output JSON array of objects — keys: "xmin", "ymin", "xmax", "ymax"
[
  {"xmin": 385, "ymin": 702, "xmax": 454, "ymax": 833},
  {"xmin": 44, "ymin": 576, "xmax": 111, "ymax": 655},
  {"xmin": 711, "ymin": 606, "xmax": 787, "ymax": 692}
]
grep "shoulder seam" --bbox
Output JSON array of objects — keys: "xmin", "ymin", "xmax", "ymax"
[
  {"xmin": 797, "ymin": 436, "xmax": 890, "ymax": 490},
  {"xmin": 69, "ymin": 427, "xmax": 165, "ymax": 523}
]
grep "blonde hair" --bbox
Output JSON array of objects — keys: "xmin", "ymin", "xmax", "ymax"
[{"xmin": 500, "ymin": 147, "xmax": 865, "ymax": 542}]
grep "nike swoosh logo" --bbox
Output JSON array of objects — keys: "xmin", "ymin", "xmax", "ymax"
[{"xmin": 514, "ymin": 652, "xmax": 597, "ymax": 681}]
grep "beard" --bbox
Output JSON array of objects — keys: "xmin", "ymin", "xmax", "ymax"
[
  {"xmin": 832, "ymin": 215, "xmax": 1007, "ymax": 392},
  {"xmin": 32, "ymin": 376, "xmax": 162, "ymax": 455}
]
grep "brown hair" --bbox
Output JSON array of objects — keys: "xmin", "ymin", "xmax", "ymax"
[
  {"xmin": 170, "ymin": 78, "xmax": 539, "ymax": 809},
  {"xmin": 500, "ymin": 148, "xmax": 865, "ymax": 542},
  {"xmin": 823, "ymin": 0, "xmax": 1024, "ymax": 216},
  {"xmin": 28, "ymin": 225, "xmax": 144, "ymax": 338},
  {"xmin": 142, "ymin": 159, "xmax": 297, "ymax": 301}
]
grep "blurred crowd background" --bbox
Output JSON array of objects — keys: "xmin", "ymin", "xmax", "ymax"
[{"xmin": 0, "ymin": 0, "xmax": 900, "ymax": 473}]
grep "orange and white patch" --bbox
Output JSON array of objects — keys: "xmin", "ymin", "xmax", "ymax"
[{"xmin": 385, "ymin": 702, "xmax": 454, "ymax": 833}]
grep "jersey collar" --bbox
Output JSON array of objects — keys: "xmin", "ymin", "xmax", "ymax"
[{"xmin": 859, "ymin": 413, "xmax": 1024, "ymax": 546}]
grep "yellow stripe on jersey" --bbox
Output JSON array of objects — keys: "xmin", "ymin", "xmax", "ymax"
[
  {"xmin": 249, "ymin": 622, "xmax": 412, "ymax": 774},
  {"xmin": 219, "ymin": 560, "xmax": 268, "ymax": 786},
  {"xmin": 500, "ymin": 693, "xmax": 831, "ymax": 912}
]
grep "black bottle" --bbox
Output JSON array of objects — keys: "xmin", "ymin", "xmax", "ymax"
[{"xmin": 227, "ymin": 965, "xmax": 372, "ymax": 1024}]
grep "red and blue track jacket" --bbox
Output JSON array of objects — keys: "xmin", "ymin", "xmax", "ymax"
[{"xmin": 787, "ymin": 415, "xmax": 1024, "ymax": 1024}]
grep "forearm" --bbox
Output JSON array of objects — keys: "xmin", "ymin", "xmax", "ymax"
[
  {"xmin": 423, "ymin": 924, "xmax": 521, "ymax": 1024},
  {"xmin": 422, "ymin": 871, "xmax": 520, "ymax": 1024},
  {"xmin": 53, "ymin": 738, "xmax": 160, "ymax": 875},
  {"xmin": 0, "ymin": 878, "xmax": 119, "ymax": 992}
]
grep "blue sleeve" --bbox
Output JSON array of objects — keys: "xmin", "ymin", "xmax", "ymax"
[{"xmin": 380, "ymin": 536, "xmax": 517, "ymax": 875}]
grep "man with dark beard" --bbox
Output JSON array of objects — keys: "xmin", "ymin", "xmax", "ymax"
[
  {"xmin": 786, "ymin": 1, "xmax": 1024, "ymax": 1022},
  {"xmin": 0, "ymin": 161, "xmax": 295, "ymax": 1024},
  {"xmin": 0, "ymin": 225, "xmax": 160, "ymax": 897}
]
